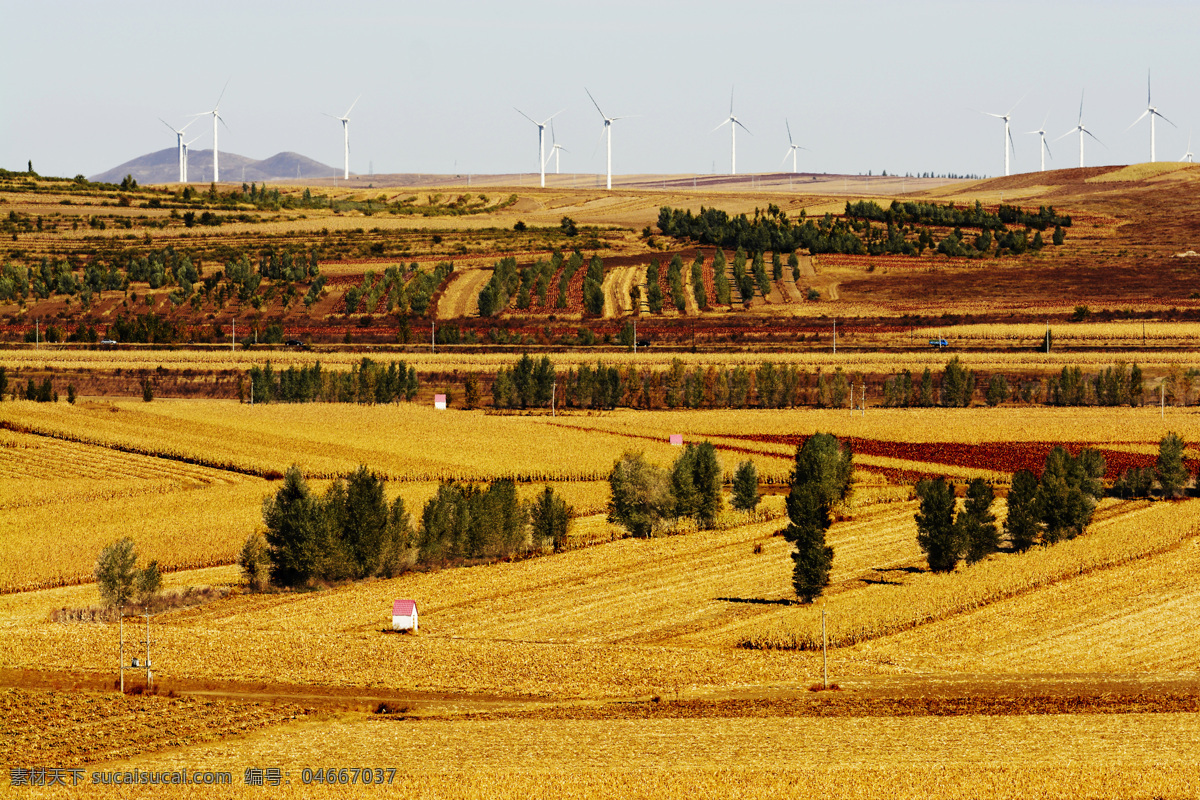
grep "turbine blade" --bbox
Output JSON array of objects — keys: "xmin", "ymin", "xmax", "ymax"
[
  {"xmin": 729, "ymin": 86, "xmax": 734, "ymax": 117},
  {"xmin": 542, "ymin": 108, "xmax": 565, "ymax": 125},
  {"xmin": 1007, "ymin": 92, "xmax": 1028, "ymax": 116},
  {"xmin": 218, "ymin": 113, "xmax": 230, "ymax": 131},
  {"xmin": 160, "ymin": 118, "xmax": 179, "ymax": 133},
  {"xmin": 781, "ymin": 149, "xmax": 792, "ymax": 166},
  {"xmin": 344, "ymin": 94, "xmax": 361, "ymax": 118},
  {"xmin": 550, "ymin": 118, "xmax": 557, "ymax": 145},
  {"xmin": 1148, "ymin": 68, "xmax": 1152, "ymax": 106},
  {"xmin": 215, "ymin": 77, "xmax": 231, "ymax": 109},
  {"xmin": 786, "ymin": 118, "xmax": 793, "ymax": 145},
  {"xmin": 1084, "ymin": 128, "xmax": 1105, "ymax": 147},
  {"xmin": 1053, "ymin": 129, "xmax": 1076, "ymax": 143},
  {"xmin": 711, "ymin": 119, "xmax": 731, "ymax": 133},
  {"xmin": 1078, "ymin": 90, "xmax": 1085, "ymax": 125},
  {"xmin": 734, "ymin": 119, "xmax": 751, "ymax": 135},
  {"xmin": 1008, "ymin": 127, "xmax": 1016, "ymax": 156},
  {"xmin": 1044, "ymin": 138, "xmax": 1053, "ymax": 159},
  {"xmin": 1154, "ymin": 109, "xmax": 1178, "ymax": 129},
  {"xmin": 1127, "ymin": 109, "xmax": 1150, "ymax": 131},
  {"xmin": 585, "ymin": 88, "xmax": 605, "ymax": 119},
  {"xmin": 514, "ymin": 107, "xmax": 538, "ymax": 126}
]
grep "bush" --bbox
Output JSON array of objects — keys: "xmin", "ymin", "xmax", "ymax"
[{"xmin": 239, "ymin": 532, "xmax": 271, "ymax": 591}]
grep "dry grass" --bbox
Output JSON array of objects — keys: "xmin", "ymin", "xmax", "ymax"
[
  {"xmin": 738, "ymin": 499, "xmax": 1200, "ymax": 651},
  {"xmin": 77, "ymin": 712, "xmax": 1200, "ymax": 799}
]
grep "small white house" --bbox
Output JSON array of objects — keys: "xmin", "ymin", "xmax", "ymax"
[
  {"xmin": 434, "ymin": 394, "xmax": 447, "ymax": 410},
  {"xmin": 392, "ymin": 599, "xmax": 419, "ymax": 632},
  {"xmin": 669, "ymin": 434, "xmax": 683, "ymax": 446}
]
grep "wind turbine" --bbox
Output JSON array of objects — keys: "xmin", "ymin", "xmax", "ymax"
[
  {"xmin": 981, "ymin": 96, "xmax": 1022, "ymax": 176},
  {"xmin": 191, "ymin": 79, "xmax": 230, "ymax": 182},
  {"xmin": 1182, "ymin": 132, "xmax": 1195, "ymax": 163},
  {"xmin": 515, "ymin": 107, "xmax": 562, "ymax": 187},
  {"xmin": 160, "ymin": 118, "xmax": 196, "ymax": 183},
  {"xmin": 181, "ymin": 135, "xmax": 201, "ymax": 183},
  {"xmin": 325, "ymin": 95, "xmax": 360, "ymax": 180},
  {"xmin": 1026, "ymin": 114, "xmax": 1053, "ymax": 172},
  {"xmin": 713, "ymin": 88, "xmax": 750, "ymax": 175},
  {"xmin": 586, "ymin": 88, "xmax": 632, "ymax": 190},
  {"xmin": 1128, "ymin": 71, "xmax": 1175, "ymax": 162},
  {"xmin": 781, "ymin": 118, "xmax": 807, "ymax": 173},
  {"xmin": 1056, "ymin": 91, "xmax": 1103, "ymax": 168},
  {"xmin": 547, "ymin": 118, "xmax": 567, "ymax": 175}
]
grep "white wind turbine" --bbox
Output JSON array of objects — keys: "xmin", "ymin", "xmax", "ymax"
[
  {"xmin": 160, "ymin": 117, "xmax": 196, "ymax": 183},
  {"xmin": 981, "ymin": 96, "xmax": 1022, "ymax": 176},
  {"xmin": 325, "ymin": 96, "xmax": 360, "ymax": 180},
  {"xmin": 181, "ymin": 135, "xmax": 201, "ymax": 183},
  {"xmin": 191, "ymin": 79, "xmax": 230, "ymax": 182},
  {"xmin": 781, "ymin": 118, "xmax": 807, "ymax": 173},
  {"xmin": 1128, "ymin": 71, "xmax": 1175, "ymax": 163},
  {"xmin": 586, "ymin": 88, "xmax": 632, "ymax": 190},
  {"xmin": 1026, "ymin": 114, "xmax": 1053, "ymax": 172},
  {"xmin": 547, "ymin": 118, "xmax": 567, "ymax": 174},
  {"xmin": 1056, "ymin": 91, "xmax": 1103, "ymax": 168},
  {"xmin": 1183, "ymin": 132, "xmax": 1195, "ymax": 163},
  {"xmin": 713, "ymin": 88, "xmax": 750, "ymax": 175},
  {"xmin": 515, "ymin": 107, "xmax": 562, "ymax": 188}
]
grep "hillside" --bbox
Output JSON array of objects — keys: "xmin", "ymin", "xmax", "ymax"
[{"xmin": 90, "ymin": 149, "xmax": 341, "ymax": 185}]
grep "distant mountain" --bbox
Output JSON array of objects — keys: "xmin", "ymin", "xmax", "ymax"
[{"xmin": 90, "ymin": 149, "xmax": 342, "ymax": 185}]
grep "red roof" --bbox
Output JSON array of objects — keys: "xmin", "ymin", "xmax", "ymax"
[{"xmin": 393, "ymin": 599, "xmax": 417, "ymax": 616}]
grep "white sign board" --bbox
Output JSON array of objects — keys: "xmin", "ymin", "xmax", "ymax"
[{"xmin": 434, "ymin": 394, "xmax": 447, "ymax": 410}]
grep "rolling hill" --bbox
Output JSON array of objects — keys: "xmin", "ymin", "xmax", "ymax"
[{"xmin": 90, "ymin": 148, "xmax": 342, "ymax": 185}]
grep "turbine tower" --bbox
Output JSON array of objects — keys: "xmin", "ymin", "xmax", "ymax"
[
  {"xmin": 1056, "ymin": 91, "xmax": 1103, "ymax": 168},
  {"xmin": 192, "ymin": 80, "xmax": 230, "ymax": 182},
  {"xmin": 1026, "ymin": 115, "xmax": 1053, "ymax": 172},
  {"xmin": 181, "ymin": 136, "xmax": 200, "ymax": 183},
  {"xmin": 160, "ymin": 118, "xmax": 196, "ymax": 183},
  {"xmin": 547, "ymin": 118, "xmax": 567, "ymax": 174},
  {"xmin": 515, "ymin": 107, "xmax": 562, "ymax": 187},
  {"xmin": 586, "ymin": 88, "xmax": 631, "ymax": 191},
  {"xmin": 713, "ymin": 88, "xmax": 750, "ymax": 175},
  {"xmin": 1128, "ymin": 71, "xmax": 1175, "ymax": 162},
  {"xmin": 325, "ymin": 95, "xmax": 360, "ymax": 180},
  {"xmin": 982, "ymin": 96, "xmax": 1022, "ymax": 176},
  {"xmin": 781, "ymin": 118, "xmax": 807, "ymax": 173}
]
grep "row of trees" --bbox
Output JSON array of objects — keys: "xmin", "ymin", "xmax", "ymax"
[
  {"xmin": 607, "ymin": 443, "xmax": 761, "ymax": 537},
  {"xmin": 251, "ymin": 466, "xmax": 576, "ymax": 588},
  {"xmin": 247, "ymin": 358, "xmax": 418, "ymax": 405}
]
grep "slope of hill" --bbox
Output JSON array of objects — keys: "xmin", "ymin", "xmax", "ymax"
[{"xmin": 90, "ymin": 149, "xmax": 341, "ymax": 185}]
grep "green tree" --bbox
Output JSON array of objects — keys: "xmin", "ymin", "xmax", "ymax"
[
  {"xmin": 940, "ymin": 356, "xmax": 975, "ymax": 407},
  {"xmin": 137, "ymin": 560, "xmax": 162, "ymax": 604},
  {"xmin": 608, "ymin": 451, "xmax": 673, "ymax": 538},
  {"xmin": 985, "ymin": 374, "xmax": 1008, "ymax": 406},
  {"xmin": 1155, "ymin": 432, "xmax": 1191, "ymax": 499},
  {"xmin": 780, "ymin": 434, "xmax": 852, "ymax": 602},
  {"xmin": 262, "ymin": 466, "xmax": 327, "ymax": 587},
  {"xmin": 731, "ymin": 460, "xmax": 760, "ymax": 511},
  {"xmin": 1004, "ymin": 470, "xmax": 1041, "ymax": 552},
  {"xmin": 239, "ymin": 531, "xmax": 271, "ymax": 591},
  {"xmin": 958, "ymin": 479, "xmax": 998, "ymax": 564},
  {"xmin": 95, "ymin": 537, "xmax": 140, "ymax": 607},
  {"xmin": 530, "ymin": 485, "xmax": 572, "ymax": 552},
  {"xmin": 915, "ymin": 478, "xmax": 960, "ymax": 572},
  {"xmin": 1037, "ymin": 447, "xmax": 1104, "ymax": 544}
]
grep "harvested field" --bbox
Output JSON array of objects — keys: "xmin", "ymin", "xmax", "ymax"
[{"xmin": 435, "ymin": 267, "xmax": 491, "ymax": 319}]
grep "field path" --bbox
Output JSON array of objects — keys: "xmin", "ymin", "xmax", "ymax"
[
  {"xmin": 602, "ymin": 266, "xmax": 642, "ymax": 318},
  {"xmin": 437, "ymin": 268, "xmax": 492, "ymax": 319}
]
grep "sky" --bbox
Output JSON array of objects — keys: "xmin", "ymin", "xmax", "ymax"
[{"xmin": 2, "ymin": 0, "xmax": 1198, "ymax": 181}]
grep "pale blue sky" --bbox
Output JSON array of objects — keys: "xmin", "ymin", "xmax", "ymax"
[{"xmin": 2, "ymin": 0, "xmax": 1196, "ymax": 180}]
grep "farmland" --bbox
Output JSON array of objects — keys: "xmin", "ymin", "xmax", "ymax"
[{"xmin": 4, "ymin": 166, "xmax": 1200, "ymax": 798}]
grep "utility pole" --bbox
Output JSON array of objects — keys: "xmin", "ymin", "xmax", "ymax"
[
  {"xmin": 231, "ymin": 317, "xmax": 236, "ymax": 352},
  {"xmin": 35, "ymin": 318, "xmax": 39, "ymax": 349},
  {"xmin": 431, "ymin": 320, "xmax": 435, "ymax": 354},
  {"xmin": 822, "ymin": 603, "xmax": 829, "ymax": 690},
  {"xmin": 633, "ymin": 319, "xmax": 636, "ymax": 354},
  {"xmin": 119, "ymin": 611, "xmax": 125, "ymax": 693},
  {"xmin": 551, "ymin": 376, "xmax": 557, "ymax": 418},
  {"xmin": 832, "ymin": 319, "xmax": 836, "ymax": 355}
]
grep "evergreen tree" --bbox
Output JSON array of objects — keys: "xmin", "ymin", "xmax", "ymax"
[
  {"xmin": 530, "ymin": 485, "xmax": 572, "ymax": 551},
  {"xmin": 731, "ymin": 460, "xmax": 760, "ymax": 511},
  {"xmin": 608, "ymin": 451, "xmax": 672, "ymax": 538},
  {"xmin": 958, "ymin": 478, "xmax": 999, "ymax": 564},
  {"xmin": 262, "ymin": 466, "xmax": 327, "ymax": 587},
  {"xmin": 1155, "ymin": 432, "xmax": 1191, "ymax": 499},
  {"xmin": 780, "ymin": 433, "xmax": 852, "ymax": 602},
  {"xmin": 1005, "ymin": 470, "xmax": 1041, "ymax": 552},
  {"xmin": 915, "ymin": 477, "xmax": 960, "ymax": 572}
]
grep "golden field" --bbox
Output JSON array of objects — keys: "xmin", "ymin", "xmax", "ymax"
[{"xmin": 3, "ymin": 401, "xmax": 1200, "ymax": 798}]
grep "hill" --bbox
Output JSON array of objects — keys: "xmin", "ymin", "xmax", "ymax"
[{"xmin": 90, "ymin": 148, "xmax": 341, "ymax": 185}]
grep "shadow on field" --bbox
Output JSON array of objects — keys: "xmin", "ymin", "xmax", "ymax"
[{"xmin": 716, "ymin": 597, "xmax": 794, "ymax": 606}]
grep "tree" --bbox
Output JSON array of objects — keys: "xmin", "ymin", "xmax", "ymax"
[
  {"xmin": 1037, "ymin": 447, "xmax": 1104, "ymax": 544},
  {"xmin": 958, "ymin": 479, "xmax": 998, "ymax": 564},
  {"xmin": 530, "ymin": 485, "xmax": 572, "ymax": 552},
  {"xmin": 262, "ymin": 466, "xmax": 327, "ymax": 587},
  {"xmin": 670, "ymin": 442, "xmax": 723, "ymax": 527},
  {"xmin": 1156, "ymin": 432, "xmax": 1191, "ymax": 499},
  {"xmin": 95, "ymin": 537, "xmax": 140, "ymax": 607},
  {"xmin": 985, "ymin": 374, "xmax": 1008, "ymax": 406},
  {"xmin": 731, "ymin": 460, "xmax": 760, "ymax": 511},
  {"xmin": 608, "ymin": 451, "xmax": 673, "ymax": 538},
  {"xmin": 915, "ymin": 478, "xmax": 960, "ymax": 572},
  {"xmin": 239, "ymin": 531, "xmax": 271, "ymax": 591},
  {"xmin": 137, "ymin": 560, "xmax": 162, "ymax": 604},
  {"xmin": 1005, "ymin": 470, "xmax": 1041, "ymax": 552},
  {"xmin": 940, "ymin": 357, "xmax": 975, "ymax": 407},
  {"xmin": 780, "ymin": 434, "xmax": 852, "ymax": 602}
]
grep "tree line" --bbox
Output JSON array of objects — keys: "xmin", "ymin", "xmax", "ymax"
[
  {"xmin": 245, "ymin": 466, "xmax": 575, "ymax": 589},
  {"xmin": 246, "ymin": 358, "xmax": 418, "ymax": 404}
]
